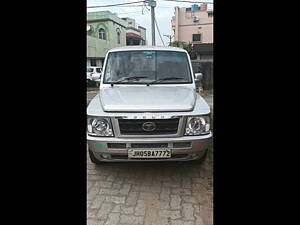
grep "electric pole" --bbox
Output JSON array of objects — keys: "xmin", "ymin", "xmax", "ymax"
[{"xmin": 147, "ymin": 0, "xmax": 156, "ymax": 46}]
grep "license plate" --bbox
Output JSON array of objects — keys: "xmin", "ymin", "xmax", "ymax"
[{"xmin": 128, "ymin": 149, "xmax": 171, "ymax": 158}]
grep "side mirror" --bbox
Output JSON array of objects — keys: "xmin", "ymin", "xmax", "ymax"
[
  {"xmin": 194, "ymin": 73, "xmax": 203, "ymax": 90},
  {"xmin": 195, "ymin": 72, "xmax": 203, "ymax": 81}
]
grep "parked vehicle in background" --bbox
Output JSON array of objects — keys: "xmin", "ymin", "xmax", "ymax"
[
  {"xmin": 87, "ymin": 67, "xmax": 102, "ymax": 87},
  {"xmin": 87, "ymin": 46, "xmax": 212, "ymax": 164}
]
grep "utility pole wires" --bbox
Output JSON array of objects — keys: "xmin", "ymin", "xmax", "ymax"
[
  {"xmin": 87, "ymin": 1, "xmax": 145, "ymax": 8},
  {"xmin": 155, "ymin": 17, "xmax": 165, "ymax": 46},
  {"xmin": 160, "ymin": 0, "xmax": 213, "ymax": 4}
]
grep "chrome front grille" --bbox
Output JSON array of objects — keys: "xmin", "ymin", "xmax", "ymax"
[{"xmin": 118, "ymin": 118, "xmax": 179, "ymax": 135}]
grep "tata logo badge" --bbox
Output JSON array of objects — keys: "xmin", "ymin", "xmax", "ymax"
[{"xmin": 142, "ymin": 122, "xmax": 156, "ymax": 132}]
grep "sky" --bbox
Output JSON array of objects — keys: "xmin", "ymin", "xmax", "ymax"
[{"xmin": 87, "ymin": 0, "xmax": 213, "ymax": 46}]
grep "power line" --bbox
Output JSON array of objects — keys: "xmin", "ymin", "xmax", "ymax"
[
  {"xmin": 144, "ymin": 1, "xmax": 150, "ymax": 11},
  {"xmin": 117, "ymin": 5, "xmax": 146, "ymax": 7},
  {"xmin": 116, "ymin": 10, "xmax": 144, "ymax": 15},
  {"xmin": 160, "ymin": 0, "xmax": 213, "ymax": 4},
  {"xmin": 154, "ymin": 17, "xmax": 165, "ymax": 46},
  {"xmin": 87, "ymin": 1, "xmax": 145, "ymax": 8}
]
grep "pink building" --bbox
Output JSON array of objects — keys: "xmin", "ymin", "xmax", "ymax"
[{"xmin": 171, "ymin": 3, "xmax": 213, "ymax": 44}]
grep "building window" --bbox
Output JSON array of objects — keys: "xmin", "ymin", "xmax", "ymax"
[
  {"xmin": 116, "ymin": 28, "xmax": 121, "ymax": 44},
  {"xmin": 208, "ymin": 12, "xmax": 213, "ymax": 17},
  {"xmin": 99, "ymin": 28, "xmax": 106, "ymax": 40},
  {"xmin": 192, "ymin": 34, "xmax": 202, "ymax": 42}
]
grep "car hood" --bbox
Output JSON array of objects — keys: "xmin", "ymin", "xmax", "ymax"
[{"xmin": 99, "ymin": 86, "xmax": 196, "ymax": 112}]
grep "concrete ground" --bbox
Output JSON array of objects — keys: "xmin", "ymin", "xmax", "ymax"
[{"xmin": 87, "ymin": 90, "xmax": 213, "ymax": 225}]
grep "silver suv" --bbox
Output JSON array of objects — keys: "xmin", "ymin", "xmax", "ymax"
[{"xmin": 87, "ymin": 46, "xmax": 212, "ymax": 163}]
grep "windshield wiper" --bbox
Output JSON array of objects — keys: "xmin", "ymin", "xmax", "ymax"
[
  {"xmin": 110, "ymin": 76, "xmax": 148, "ymax": 86},
  {"xmin": 147, "ymin": 77, "xmax": 184, "ymax": 85}
]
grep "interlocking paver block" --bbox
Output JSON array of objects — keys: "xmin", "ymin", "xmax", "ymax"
[
  {"xmin": 139, "ymin": 192, "xmax": 159, "ymax": 200},
  {"xmin": 105, "ymin": 213, "xmax": 120, "ymax": 225},
  {"xmin": 88, "ymin": 175, "xmax": 107, "ymax": 181},
  {"xmin": 158, "ymin": 210, "xmax": 181, "ymax": 220},
  {"xmin": 106, "ymin": 172, "xmax": 119, "ymax": 181},
  {"xmin": 182, "ymin": 203, "xmax": 195, "ymax": 221},
  {"xmin": 88, "ymin": 209, "xmax": 98, "ymax": 219},
  {"xmin": 97, "ymin": 203, "xmax": 113, "ymax": 220},
  {"xmin": 163, "ymin": 181, "xmax": 180, "ymax": 188},
  {"xmin": 119, "ymin": 184, "xmax": 131, "ymax": 195},
  {"xmin": 171, "ymin": 220, "xmax": 195, "ymax": 225},
  {"xmin": 88, "ymin": 219, "xmax": 105, "ymax": 225},
  {"xmin": 88, "ymin": 182, "xmax": 101, "ymax": 200},
  {"xmin": 97, "ymin": 181, "xmax": 113, "ymax": 188},
  {"xmin": 160, "ymin": 187, "xmax": 171, "ymax": 201},
  {"xmin": 125, "ymin": 191, "xmax": 139, "ymax": 206},
  {"xmin": 182, "ymin": 196, "xmax": 198, "ymax": 204},
  {"xmin": 195, "ymin": 214, "xmax": 205, "ymax": 225},
  {"xmin": 121, "ymin": 205, "xmax": 135, "ymax": 214},
  {"xmin": 134, "ymin": 199, "xmax": 146, "ymax": 216},
  {"xmin": 159, "ymin": 201, "xmax": 170, "ymax": 210},
  {"xmin": 120, "ymin": 215, "xmax": 144, "ymax": 225},
  {"xmin": 170, "ymin": 195, "xmax": 181, "ymax": 210},
  {"xmin": 90, "ymin": 195, "xmax": 105, "ymax": 209},
  {"xmin": 182, "ymin": 177, "xmax": 192, "ymax": 188},
  {"xmin": 99, "ymin": 188, "xmax": 119, "ymax": 195},
  {"xmin": 112, "ymin": 179, "xmax": 124, "ymax": 189},
  {"xmin": 105, "ymin": 196, "xmax": 126, "ymax": 204},
  {"xmin": 199, "ymin": 205, "xmax": 213, "ymax": 225},
  {"xmin": 111, "ymin": 205, "xmax": 121, "ymax": 213},
  {"xmin": 171, "ymin": 188, "xmax": 192, "ymax": 195}
]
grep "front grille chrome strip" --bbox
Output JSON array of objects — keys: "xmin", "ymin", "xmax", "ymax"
[{"xmin": 112, "ymin": 117, "xmax": 184, "ymax": 138}]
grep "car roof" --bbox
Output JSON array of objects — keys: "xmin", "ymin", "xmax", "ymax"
[{"xmin": 107, "ymin": 45, "xmax": 187, "ymax": 53}]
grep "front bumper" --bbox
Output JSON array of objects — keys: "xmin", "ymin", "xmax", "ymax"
[{"xmin": 87, "ymin": 132, "xmax": 212, "ymax": 162}]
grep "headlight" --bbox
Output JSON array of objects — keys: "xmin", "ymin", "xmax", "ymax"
[
  {"xmin": 185, "ymin": 115, "xmax": 210, "ymax": 136},
  {"xmin": 87, "ymin": 117, "xmax": 114, "ymax": 137}
]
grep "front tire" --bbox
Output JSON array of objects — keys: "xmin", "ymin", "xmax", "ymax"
[
  {"xmin": 88, "ymin": 149, "xmax": 102, "ymax": 165},
  {"xmin": 197, "ymin": 149, "xmax": 208, "ymax": 163},
  {"xmin": 190, "ymin": 149, "xmax": 208, "ymax": 164}
]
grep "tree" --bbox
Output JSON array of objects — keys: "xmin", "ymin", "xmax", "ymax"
[
  {"xmin": 169, "ymin": 41, "xmax": 197, "ymax": 60},
  {"xmin": 169, "ymin": 41, "xmax": 188, "ymax": 49}
]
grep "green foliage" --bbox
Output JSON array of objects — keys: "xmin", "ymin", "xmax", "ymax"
[
  {"xmin": 169, "ymin": 41, "xmax": 197, "ymax": 60},
  {"xmin": 169, "ymin": 41, "xmax": 188, "ymax": 49}
]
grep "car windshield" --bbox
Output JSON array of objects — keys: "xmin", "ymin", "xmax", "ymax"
[
  {"xmin": 87, "ymin": 68, "xmax": 93, "ymax": 72},
  {"xmin": 103, "ymin": 51, "xmax": 192, "ymax": 84}
]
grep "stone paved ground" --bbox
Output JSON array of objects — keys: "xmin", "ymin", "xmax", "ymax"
[{"xmin": 87, "ymin": 90, "xmax": 213, "ymax": 225}]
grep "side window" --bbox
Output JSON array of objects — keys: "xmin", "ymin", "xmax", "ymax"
[
  {"xmin": 99, "ymin": 28, "xmax": 106, "ymax": 40},
  {"xmin": 116, "ymin": 28, "xmax": 121, "ymax": 44}
]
